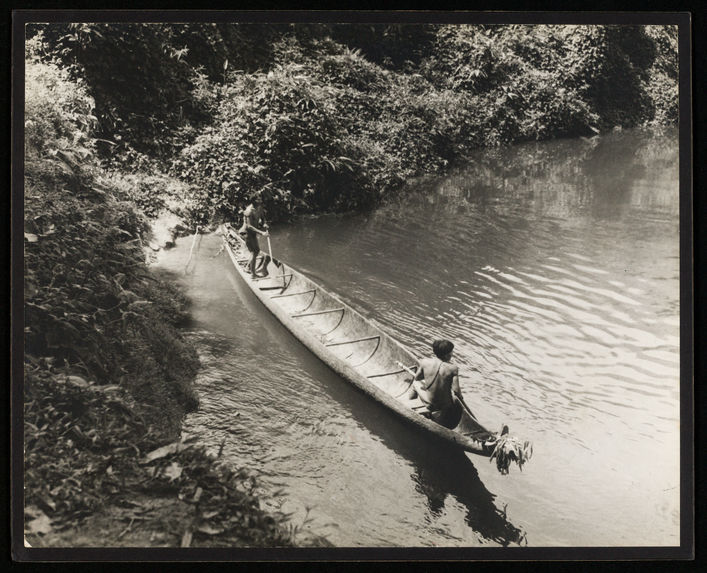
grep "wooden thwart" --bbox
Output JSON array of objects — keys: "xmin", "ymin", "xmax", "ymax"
[
  {"xmin": 253, "ymin": 273, "xmax": 293, "ymax": 282},
  {"xmin": 367, "ymin": 367, "xmax": 413, "ymax": 379},
  {"xmin": 325, "ymin": 335, "xmax": 380, "ymax": 347}
]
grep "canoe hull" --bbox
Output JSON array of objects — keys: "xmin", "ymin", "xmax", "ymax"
[{"xmin": 220, "ymin": 224, "xmax": 497, "ymax": 455}]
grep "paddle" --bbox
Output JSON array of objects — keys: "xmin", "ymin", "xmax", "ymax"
[
  {"xmin": 266, "ymin": 234, "xmax": 274, "ymax": 265},
  {"xmin": 258, "ymin": 227, "xmax": 283, "ymax": 269},
  {"xmin": 394, "ymin": 361, "xmax": 420, "ymax": 399}
]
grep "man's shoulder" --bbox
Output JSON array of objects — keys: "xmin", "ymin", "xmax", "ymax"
[{"xmin": 443, "ymin": 363, "xmax": 459, "ymax": 374}]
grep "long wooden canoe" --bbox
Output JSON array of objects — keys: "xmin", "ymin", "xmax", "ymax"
[{"xmin": 220, "ymin": 223, "xmax": 501, "ymax": 456}]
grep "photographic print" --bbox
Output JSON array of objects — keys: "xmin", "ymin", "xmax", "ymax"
[{"xmin": 14, "ymin": 12, "xmax": 691, "ymax": 559}]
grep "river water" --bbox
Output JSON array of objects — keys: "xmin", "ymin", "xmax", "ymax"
[{"xmin": 155, "ymin": 129, "xmax": 680, "ymax": 547}]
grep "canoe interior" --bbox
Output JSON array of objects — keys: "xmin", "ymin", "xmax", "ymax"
[{"xmin": 221, "ymin": 224, "xmax": 498, "ymax": 454}]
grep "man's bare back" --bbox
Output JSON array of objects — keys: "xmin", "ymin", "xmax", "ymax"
[
  {"xmin": 414, "ymin": 357, "xmax": 460, "ymax": 411},
  {"xmin": 409, "ymin": 339, "xmax": 463, "ymax": 429}
]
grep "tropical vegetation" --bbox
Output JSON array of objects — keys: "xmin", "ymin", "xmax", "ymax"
[{"xmin": 22, "ymin": 21, "xmax": 678, "ymax": 547}]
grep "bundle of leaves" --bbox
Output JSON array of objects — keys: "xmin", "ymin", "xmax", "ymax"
[{"xmin": 489, "ymin": 434, "xmax": 534, "ymax": 475}]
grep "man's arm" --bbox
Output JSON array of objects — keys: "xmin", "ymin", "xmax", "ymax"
[
  {"xmin": 451, "ymin": 366, "xmax": 462, "ymax": 399},
  {"xmin": 414, "ymin": 361, "xmax": 425, "ymax": 381},
  {"xmin": 245, "ymin": 215, "xmax": 269, "ymax": 236},
  {"xmin": 409, "ymin": 361, "xmax": 425, "ymax": 395}
]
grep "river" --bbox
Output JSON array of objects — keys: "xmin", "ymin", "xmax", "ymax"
[{"xmin": 155, "ymin": 128, "xmax": 680, "ymax": 547}]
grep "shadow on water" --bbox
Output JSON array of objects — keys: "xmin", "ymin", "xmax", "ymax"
[
  {"xmin": 216, "ymin": 249, "xmax": 525, "ymax": 546},
  {"xmin": 408, "ymin": 443, "xmax": 527, "ymax": 546}
]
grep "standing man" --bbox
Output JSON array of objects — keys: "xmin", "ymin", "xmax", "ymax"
[
  {"xmin": 239, "ymin": 194, "xmax": 269, "ymax": 278},
  {"xmin": 411, "ymin": 339, "xmax": 463, "ymax": 429}
]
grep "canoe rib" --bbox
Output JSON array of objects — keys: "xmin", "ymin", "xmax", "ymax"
[
  {"xmin": 271, "ymin": 289, "xmax": 316, "ymax": 299},
  {"xmin": 292, "ymin": 307, "xmax": 344, "ymax": 318},
  {"xmin": 220, "ymin": 224, "xmax": 497, "ymax": 455}
]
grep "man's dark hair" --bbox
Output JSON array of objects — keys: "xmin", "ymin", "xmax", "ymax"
[{"xmin": 432, "ymin": 339, "xmax": 454, "ymax": 359}]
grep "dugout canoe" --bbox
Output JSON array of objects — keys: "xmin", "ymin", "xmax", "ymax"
[{"xmin": 220, "ymin": 223, "xmax": 502, "ymax": 456}]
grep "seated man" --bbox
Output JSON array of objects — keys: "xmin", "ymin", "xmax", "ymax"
[{"xmin": 410, "ymin": 339, "xmax": 463, "ymax": 429}]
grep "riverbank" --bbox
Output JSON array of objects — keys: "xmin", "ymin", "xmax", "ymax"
[
  {"xmin": 23, "ymin": 367, "xmax": 302, "ymax": 548},
  {"xmin": 24, "ymin": 208, "xmax": 327, "ymax": 549},
  {"xmin": 22, "ymin": 54, "xmax": 329, "ymax": 548}
]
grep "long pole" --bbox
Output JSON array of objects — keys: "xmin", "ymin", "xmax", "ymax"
[
  {"xmin": 265, "ymin": 233, "xmax": 288, "ymax": 286},
  {"xmin": 266, "ymin": 234, "xmax": 273, "ymax": 264}
]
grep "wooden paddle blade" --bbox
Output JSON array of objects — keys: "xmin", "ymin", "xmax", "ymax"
[{"xmin": 259, "ymin": 254, "xmax": 282, "ymax": 269}]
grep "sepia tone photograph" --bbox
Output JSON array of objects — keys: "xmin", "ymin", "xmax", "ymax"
[{"xmin": 14, "ymin": 11, "xmax": 692, "ymax": 559}]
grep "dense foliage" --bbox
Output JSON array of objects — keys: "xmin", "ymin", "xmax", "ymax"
[
  {"xmin": 24, "ymin": 54, "xmax": 199, "ymax": 418},
  {"xmin": 29, "ymin": 22, "xmax": 678, "ymax": 224},
  {"xmin": 23, "ymin": 49, "xmax": 324, "ymax": 547}
]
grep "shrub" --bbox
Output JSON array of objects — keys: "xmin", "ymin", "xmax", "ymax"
[
  {"xmin": 25, "ymin": 45, "xmax": 97, "ymax": 161},
  {"xmin": 25, "ymin": 56, "xmax": 200, "ymax": 434},
  {"xmin": 172, "ymin": 49, "xmax": 380, "ymax": 222}
]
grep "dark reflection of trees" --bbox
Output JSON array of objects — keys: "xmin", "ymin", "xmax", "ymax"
[
  {"xmin": 407, "ymin": 440, "xmax": 527, "ymax": 547},
  {"xmin": 386, "ymin": 128, "xmax": 678, "ymax": 223}
]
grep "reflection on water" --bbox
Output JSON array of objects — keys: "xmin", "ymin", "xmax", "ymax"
[
  {"xmin": 408, "ymin": 443, "xmax": 526, "ymax": 546},
  {"xmin": 156, "ymin": 128, "xmax": 679, "ymax": 547}
]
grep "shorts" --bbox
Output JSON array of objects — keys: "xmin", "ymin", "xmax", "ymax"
[
  {"xmin": 430, "ymin": 402, "xmax": 462, "ymax": 429},
  {"xmin": 245, "ymin": 232, "xmax": 260, "ymax": 254}
]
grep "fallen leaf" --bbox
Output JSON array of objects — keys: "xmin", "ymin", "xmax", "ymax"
[
  {"xmin": 163, "ymin": 462, "xmax": 182, "ymax": 482},
  {"xmin": 95, "ymin": 384, "xmax": 120, "ymax": 393},
  {"xmin": 181, "ymin": 529, "xmax": 193, "ymax": 548},
  {"xmin": 24, "ymin": 233, "xmax": 38, "ymax": 243},
  {"xmin": 40, "ymin": 496, "xmax": 56, "ymax": 512},
  {"xmin": 65, "ymin": 375, "xmax": 90, "ymax": 388},
  {"xmin": 26, "ymin": 511, "xmax": 52, "ymax": 535},
  {"xmin": 196, "ymin": 524, "xmax": 224, "ymax": 535},
  {"xmin": 140, "ymin": 442, "xmax": 185, "ymax": 464}
]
